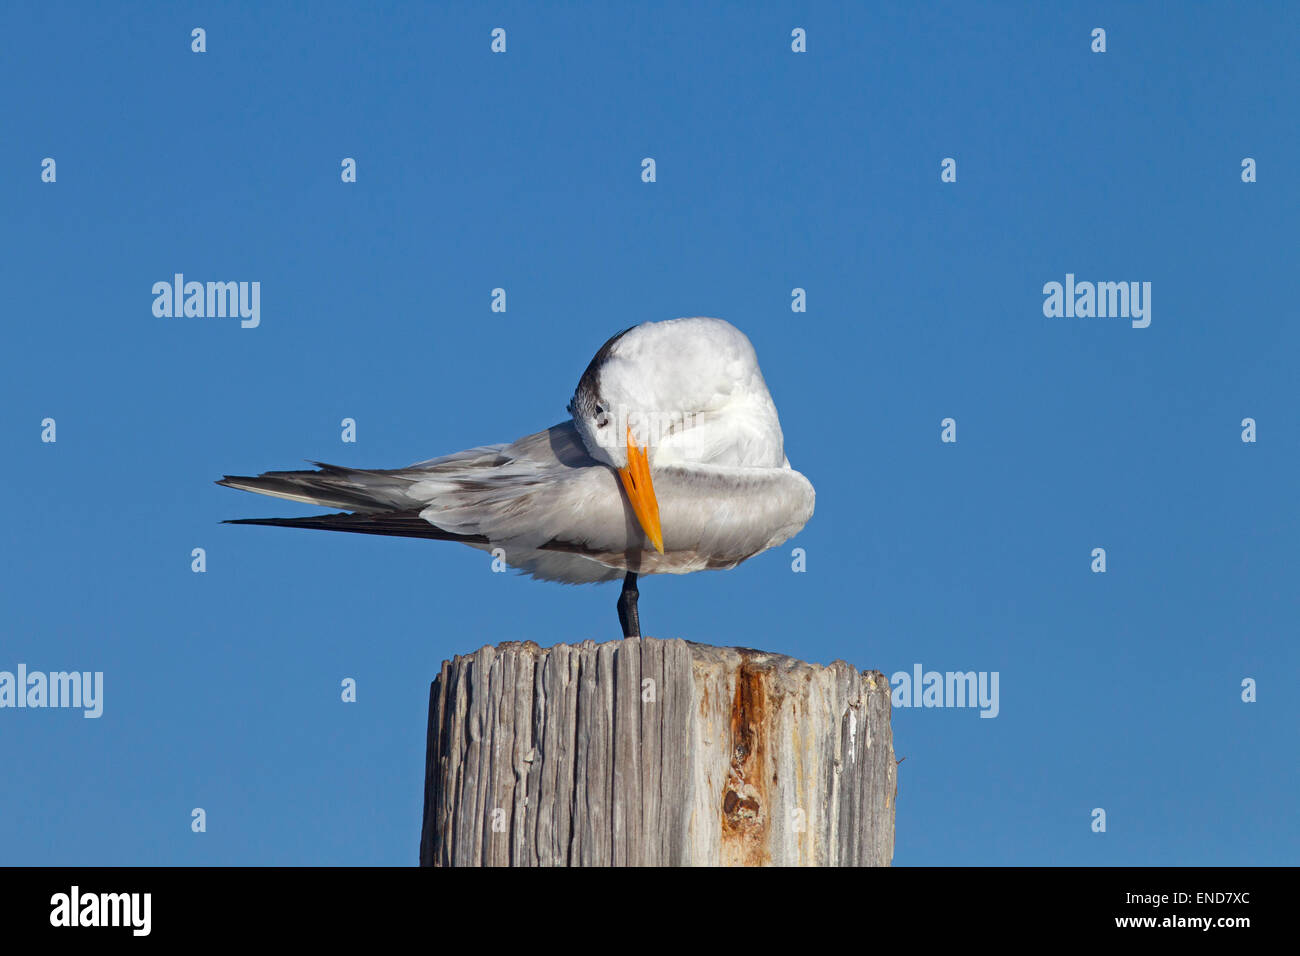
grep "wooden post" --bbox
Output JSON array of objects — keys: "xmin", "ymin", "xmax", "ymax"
[{"xmin": 420, "ymin": 637, "xmax": 895, "ymax": 866}]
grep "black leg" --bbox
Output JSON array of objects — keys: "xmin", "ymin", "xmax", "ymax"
[{"xmin": 617, "ymin": 571, "xmax": 640, "ymax": 639}]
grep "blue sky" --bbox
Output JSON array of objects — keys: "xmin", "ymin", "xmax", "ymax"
[{"xmin": 2, "ymin": 1, "xmax": 1296, "ymax": 866}]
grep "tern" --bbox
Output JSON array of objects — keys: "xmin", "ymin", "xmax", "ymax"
[{"xmin": 218, "ymin": 317, "xmax": 814, "ymax": 638}]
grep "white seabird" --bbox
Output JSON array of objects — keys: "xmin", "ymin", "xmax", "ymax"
[{"xmin": 218, "ymin": 316, "xmax": 815, "ymax": 637}]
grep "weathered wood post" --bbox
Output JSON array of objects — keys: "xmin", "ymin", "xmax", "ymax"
[{"xmin": 420, "ymin": 637, "xmax": 895, "ymax": 866}]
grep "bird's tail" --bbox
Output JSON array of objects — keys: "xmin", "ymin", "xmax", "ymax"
[
  {"xmin": 220, "ymin": 508, "xmax": 489, "ymax": 543},
  {"xmin": 216, "ymin": 462, "xmax": 496, "ymax": 543},
  {"xmin": 216, "ymin": 462, "xmax": 428, "ymax": 514}
]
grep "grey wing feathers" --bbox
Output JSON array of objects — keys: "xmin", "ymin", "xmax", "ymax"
[
  {"xmin": 216, "ymin": 463, "xmax": 427, "ymax": 514},
  {"xmin": 215, "ymin": 423, "xmax": 628, "ymax": 582},
  {"xmin": 217, "ymin": 420, "xmax": 814, "ymax": 584}
]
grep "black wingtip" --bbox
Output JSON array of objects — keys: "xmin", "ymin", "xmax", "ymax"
[{"xmin": 221, "ymin": 516, "xmax": 315, "ymax": 526}]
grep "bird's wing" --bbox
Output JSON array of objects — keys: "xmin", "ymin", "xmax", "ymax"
[
  {"xmin": 216, "ymin": 426, "xmax": 579, "ymax": 514},
  {"xmin": 407, "ymin": 441, "xmax": 815, "ymax": 575},
  {"xmin": 218, "ymin": 421, "xmax": 814, "ymax": 580},
  {"xmin": 217, "ymin": 421, "xmax": 624, "ymax": 548}
]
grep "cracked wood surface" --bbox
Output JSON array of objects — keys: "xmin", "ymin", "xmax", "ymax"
[{"xmin": 420, "ymin": 637, "xmax": 895, "ymax": 866}]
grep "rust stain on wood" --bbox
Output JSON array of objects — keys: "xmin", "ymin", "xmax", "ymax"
[{"xmin": 721, "ymin": 659, "xmax": 769, "ymax": 866}]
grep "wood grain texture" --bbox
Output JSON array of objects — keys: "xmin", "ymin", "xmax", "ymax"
[{"xmin": 420, "ymin": 637, "xmax": 894, "ymax": 866}]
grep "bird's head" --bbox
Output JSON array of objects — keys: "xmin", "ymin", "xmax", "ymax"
[{"xmin": 567, "ymin": 316, "xmax": 780, "ymax": 554}]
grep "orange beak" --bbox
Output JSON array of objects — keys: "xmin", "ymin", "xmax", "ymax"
[{"xmin": 618, "ymin": 424, "xmax": 664, "ymax": 554}]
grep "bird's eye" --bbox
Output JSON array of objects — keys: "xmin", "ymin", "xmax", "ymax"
[{"xmin": 595, "ymin": 403, "xmax": 608, "ymax": 428}]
